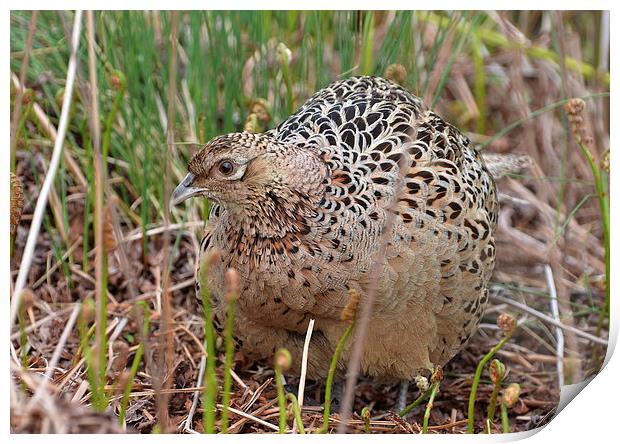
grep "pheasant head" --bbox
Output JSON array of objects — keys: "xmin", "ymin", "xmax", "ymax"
[{"xmin": 172, "ymin": 132, "xmax": 328, "ymax": 237}]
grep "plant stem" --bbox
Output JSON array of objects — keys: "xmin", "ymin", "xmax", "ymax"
[
  {"xmin": 98, "ymin": 254, "xmax": 108, "ymax": 395},
  {"xmin": 486, "ymin": 359, "xmax": 505, "ymax": 426},
  {"xmin": 487, "ymin": 383, "xmax": 502, "ymax": 425},
  {"xmin": 320, "ymin": 321, "xmax": 355, "ymax": 432},
  {"xmin": 361, "ymin": 406, "xmax": 371, "ymax": 433},
  {"xmin": 220, "ymin": 296, "xmax": 236, "ymax": 433},
  {"xmin": 574, "ymin": 139, "xmax": 610, "ymax": 320},
  {"xmin": 199, "ymin": 264, "xmax": 218, "ymax": 434},
  {"xmin": 18, "ymin": 299, "xmax": 29, "ymax": 370},
  {"xmin": 467, "ymin": 329, "xmax": 515, "ymax": 433},
  {"xmin": 79, "ymin": 299, "xmax": 105, "ymax": 410},
  {"xmin": 286, "ymin": 393, "xmax": 305, "ymax": 434},
  {"xmin": 275, "ymin": 364, "xmax": 287, "ymax": 433},
  {"xmin": 87, "ymin": 10, "xmax": 108, "ymax": 412},
  {"xmin": 500, "ymin": 402, "xmax": 509, "ymax": 433},
  {"xmin": 102, "ymin": 70, "xmax": 126, "ymax": 163},
  {"xmin": 360, "ymin": 11, "xmax": 375, "ymax": 75},
  {"xmin": 399, "ymin": 387, "xmax": 432, "ymax": 417},
  {"xmin": 422, "ymin": 380, "xmax": 440, "ymax": 434}
]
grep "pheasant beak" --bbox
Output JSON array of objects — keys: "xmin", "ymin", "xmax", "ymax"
[{"xmin": 170, "ymin": 173, "xmax": 206, "ymax": 207}]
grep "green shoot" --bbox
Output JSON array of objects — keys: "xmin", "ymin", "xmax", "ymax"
[
  {"xmin": 500, "ymin": 383, "xmax": 520, "ymax": 433},
  {"xmin": 199, "ymin": 251, "xmax": 219, "ymax": 434},
  {"xmin": 486, "ymin": 359, "xmax": 506, "ymax": 426},
  {"xmin": 467, "ymin": 314, "xmax": 516, "ymax": 433},
  {"xmin": 399, "ymin": 386, "xmax": 432, "ymax": 417},
  {"xmin": 274, "ymin": 348, "xmax": 292, "ymax": 434},
  {"xmin": 78, "ymin": 298, "xmax": 107, "ymax": 411},
  {"xmin": 221, "ymin": 269, "xmax": 240, "ymax": 433},
  {"xmin": 361, "ymin": 406, "xmax": 371, "ymax": 433},
  {"xmin": 286, "ymin": 393, "xmax": 305, "ymax": 434},
  {"xmin": 565, "ymin": 99, "xmax": 610, "ymax": 322},
  {"xmin": 422, "ymin": 366, "xmax": 443, "ymax": 434},
  {"xmin": 320, "ymin": 288, "xmax": 359, "ymax": 432}
]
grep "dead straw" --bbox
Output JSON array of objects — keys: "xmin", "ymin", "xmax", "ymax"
[
  {"xmin": 86, "ymin": 9, "xmax": 107, "ymax": 407},
  {"xmin": 10, "ymin": 10, "xmax": 83, "ymax": 329},
  {"xmin": 153, "ymin": 10, "xmax": 179, "ymax": 432}
]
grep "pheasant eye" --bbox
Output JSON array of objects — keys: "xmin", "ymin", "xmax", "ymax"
[{"xmin": 218, "ymin": 160, "xmax": 234, "ymax": 176}]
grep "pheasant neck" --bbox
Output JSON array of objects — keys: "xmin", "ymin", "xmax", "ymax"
[{"xmin": 229, "ymin": 145, "xmax": 328, "ymax": 240}]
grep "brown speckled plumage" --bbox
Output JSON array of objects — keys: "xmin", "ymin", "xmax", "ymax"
[{"xmin": 174, "ymin": 76, "xmax": 498, "ymax": 381}]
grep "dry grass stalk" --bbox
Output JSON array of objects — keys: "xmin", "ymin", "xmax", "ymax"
[
  {"xmin": 217, "ymin": 404, "xmax": 280, "ymax": 432},
  {"xmin": 10, "ymin": 10, "xmax": 83, "ymax": 328},
  {"xmin": 153, "ymin": 10, "xmax": 180, "ymax": 432},
  {"xmin": 11, "ymin": 73, "xmax": 88, "ymax": 189},
  {"xmin": 500, "ymin": 177, "xmax": 604, "ymax": 274},
  {"xmin": 490, "ymin": 292, "xmax": 606, "ymax": 346},
  {"xmin": 228, "ymin": 393, "xmax": 277, "ymax": 432},
  {"xmin": 294, "ymin": 318, "xmax": 315, "ymax": 433},
  {"xmin": 11, "ymin": 363, "xmax": 67, "ymax": 433},
  {"xmin": 549, "ymin": 249, "xmax": 582, "ymax": 384},
  {"xmin": 31, "ymin": 237, "xmax": 82, "ymax": 290},
  {"xmin": 120, "ymin": 221, "xmax": 204, "ymax": 244},
  {"xmin": 180, "ymin": 355, "xmax": 205, "ymax": 433},
  {"xmin": 544, "ymin": 265, "xmax": 565, "ymax": 388},
  {"xmin": 86, "ymin": 9, "xmax": 107, "ymax": 401}
]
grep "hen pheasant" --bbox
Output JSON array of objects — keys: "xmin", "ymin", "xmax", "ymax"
[{"xmin": 172, "ymin": 76, "xmax": 498, "ymax": 389}]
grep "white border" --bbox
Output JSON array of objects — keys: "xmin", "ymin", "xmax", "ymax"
[
  {"xmin": 1, "ymin": 1, "xmax": 618, "ymax": 10},
  {"xmin": 3, "ymin": 2, "xmax": 617, "ymax": 441}
]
